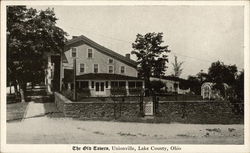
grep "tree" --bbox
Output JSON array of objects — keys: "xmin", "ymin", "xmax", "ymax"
[
  {"xmin": 7, "ymin": 6, "xmax": 67, "ymax": 102},
  {"xmin": 187, "ymin": 75, "xmax": 201, "ymax": 95},
  {"xmin": 234, "ymin": 70, "xmax": 244, "ymax": 100},
  {"xmin": 207, "ymin": 61, "xmax": 238, "ymax": 98},
  {"xmin": 172, "ymin": 56, "xmax": 184, "ymax": 77},
  {"xmin": 131, "ymin": 32, "xmax": 170, "ymax": 93},
  {"xmin": 208, "ymin": 61, "xmax": 237, "ymax": 86},
  {"xmin": 150, "ymin": 80, "xmax": 165, "ymax": 93},
  {"xmin": 196, "ymin": 69, "xmax": 211, "ymax": 83}
]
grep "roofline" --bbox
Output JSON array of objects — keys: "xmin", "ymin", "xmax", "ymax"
[{"xmin": 64, "ymin": 35, "xmax": 137, "ymax": 68}]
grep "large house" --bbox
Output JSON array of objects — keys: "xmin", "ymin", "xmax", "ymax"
[{"xmin": 58, "ymin": 35, "xmax": 144, "ymax": 97}]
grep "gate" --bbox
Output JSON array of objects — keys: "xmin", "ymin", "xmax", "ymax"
[{"xmin": 144, "ymin": 101, "xmax": 154, "ymax": 116}]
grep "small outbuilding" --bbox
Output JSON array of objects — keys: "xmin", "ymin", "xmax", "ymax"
[{"xmin": 201, "ymin": 82, "xmax": 229, "ymax": 100}]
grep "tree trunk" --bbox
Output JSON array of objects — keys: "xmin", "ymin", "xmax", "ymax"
[
  {"xmin": 9, "ymin": 82, "xmax": 12, "ymax": 94},
  {"xmin": 13, "ymin": 80, "xmax": 18, "ymax": 96},
  {"xmin": 31, "ymin": 82, "xmax": 34, "ymax": 89},
  {"xmin": 19, "ymin": 82, "xmax": 27, "ymax": 103}
]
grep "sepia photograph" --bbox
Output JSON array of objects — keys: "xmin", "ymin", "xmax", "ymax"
[{"xmin": 1, "ymin": 1, "xmax": 249, "ymax": 153}]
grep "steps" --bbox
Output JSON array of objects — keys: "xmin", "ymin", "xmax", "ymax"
[{"xmin": 26, "ymin": 85, "xmax": 53, "ymax": 103}]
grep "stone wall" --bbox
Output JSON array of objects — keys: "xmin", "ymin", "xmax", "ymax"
[
  {"xmin": 54, "ymin": 92, "xmax": 243, "ymax": 124},
  {"xmin": 157, "ymin": 101, "xmax": 244, "ymax": 124},
  {"xmin": 54, "ymin": 92, "xmax": 141, "ymax": 119}
]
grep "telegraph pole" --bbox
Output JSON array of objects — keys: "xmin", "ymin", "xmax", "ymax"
[{"xmin": 73, "ymin": 58, "xmax": 76, "ymax": 101}]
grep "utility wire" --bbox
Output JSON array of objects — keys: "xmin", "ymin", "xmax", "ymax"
[{"xmin": 62, "ymin": 25, "xmax": 223, "ymax": 64}]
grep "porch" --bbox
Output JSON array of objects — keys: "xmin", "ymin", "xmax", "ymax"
[{"xmin": 62, "ymin": 73, "xmax": 144, "ymax": 97}]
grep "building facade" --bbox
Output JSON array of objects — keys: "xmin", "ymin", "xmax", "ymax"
[{"xmin": 61, "ymin": 35, "xmax": 144, "ymax": 97}]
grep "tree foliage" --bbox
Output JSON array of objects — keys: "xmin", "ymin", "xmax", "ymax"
[
  {"xmin": 187, "ymin": 75, "xmax": 201, "ymax": 95},
  {"xmin": 208, "ymin": 61, "xmax": 237, "ymax": 86},
  {"xmin": 150, "ymin": 80, "xmax": 165, "ymax": 93},
  {"xmin": 131, "ymin": 32, "xmax": 170, "ymax": 92},
  {"xmin": 7, "ymin": 6, "xmax": 67, "ymax": 102}
]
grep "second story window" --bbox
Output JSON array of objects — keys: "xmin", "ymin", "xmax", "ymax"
[
  {"xmin": 108, "ymin": 58, "xmax": 114, "ymax": 64},
  {"xmin": 94, "ymin": 64, "xmax": 98, "ymax": 73},
  {"xmin": 80, "ymin": 63, "xmax": 85, "ymax": 73},
  {"xmin": 120, "ymin": 66, "xmax": 125, "ymax": 74},
  {"xmin": 88, "ymin": 49, "xmax": 93, "ymax": 58},
  {"xmin": 71, "ymin": 47, "xmax": 77, "ymax": 58},
  {"xmin": 108, "ymin": 65, "xmax": 114, "ymax": 73}
]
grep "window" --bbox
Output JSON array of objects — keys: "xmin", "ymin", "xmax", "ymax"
[
  {"xmin": 120, "ymin": 66, "xmax": 125, "ymax": 74},
  {"xmin": 80, "ymin": 81, "xmax": 88, "ymax": 89},
  {"xmin": 106, "ymin": 81, "xmax": 109, "ymax": 88},
  {"xmin": 128, "ymin": 82, "xmax": 136, "ymax": 88},
  {"xmin": 128, "ymin": 81, "xmax": 143, "ymax": 88},
  {"xmin": 80, "ymin": 63, "xmax": 85, "ymax": 73},
  {"xmin": 71, "ymin": 47, "xmax": 77, "ymax": 57},
  {"xmin": 94, "ymin": 64, "xmax": 98, "ymax": 73},
  {"xmin": 111, "ymin": 81, "xmax": 126, "ymax": 88},
  {"xmin": 108, "ymin": 65, "xmax": 114, "ymax": 73},
  {"xmin": 108, "ymin": 58, "xmax": 114, "ymax": 64},
  {"xmin": 91, "ymin": 81, "xmax": 94, "ymax": 88},
  {"xmin": 88, "ymin": 49, "xmax": 93, "ymax": 58}
]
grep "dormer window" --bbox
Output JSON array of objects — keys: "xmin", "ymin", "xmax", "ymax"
[
  {"xmin": 108, "ymin": 58, "xmax": 114, "ymax": 64},
  {"xmin": 88, "ymin": 49, "xmax": 93, "ymax": 58},
  {"xmin": 71, "ymin": 47, "xmax": 77, "ymax": 58}
]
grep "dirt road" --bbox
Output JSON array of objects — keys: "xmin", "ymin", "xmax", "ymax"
[{"xmin": 7, "ymin": 116, "xmax": 244, "ymax": 144}]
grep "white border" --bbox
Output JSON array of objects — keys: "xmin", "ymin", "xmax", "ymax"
[{"xmin": 1, "ymin": 1, "xmax": 249, "ymax": 153}]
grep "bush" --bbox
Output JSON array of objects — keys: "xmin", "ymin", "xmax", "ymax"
[
  {"xmin": 111, "ymin": 88, "xmax": 127, "ymax": 96},
  {"xmin": 61, "ymin": 90, "xmax": 73, "ymax": 100},
  {"xmin": 129, "ymin": 88, "xmax": 142, "ymax": 96},
  {"xmin": 77, "ymin": 88, "xmax": 91, "ymax": 100},
  {"xmin": 150, "ymin": 80, "xmax": 165, "ymax": 92}
]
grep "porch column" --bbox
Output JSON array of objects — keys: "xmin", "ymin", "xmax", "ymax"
[
  {"xmin": 68, "ymin": 83, "xmax": 71, "ymax": 90},
  {"xmin": 88, "ymin": 80, "xmax": 91, "ymax": 89},
  {"xmin": 47, "ymin": 55, "xmax": 52, "ymax": 93},
  {"xmin": 126, "ymin": 81, "xmax": 129, "ymax": 96}
]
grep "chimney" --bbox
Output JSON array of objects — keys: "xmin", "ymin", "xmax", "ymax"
[{"xmin": 125, "ymin": 53, "xmax": 130, "ymax": 59}]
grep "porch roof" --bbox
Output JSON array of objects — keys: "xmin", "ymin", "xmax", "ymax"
[
  {"xmin": 63, "ymin": 70, "xmax": 143, "ymax": 82},
  {"xmin": 76, "ymin": 73, "xmax": 143, "ymax": 81}
]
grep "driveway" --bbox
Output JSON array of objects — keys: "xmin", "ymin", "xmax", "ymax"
[{"xmin": 7, "ymin": 116, "xmax": 244, "ymax": 144}]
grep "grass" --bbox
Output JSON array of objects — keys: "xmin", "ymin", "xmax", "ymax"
[{"xmin": 7, "ymin": 102, "xmax": 28, "ymax": 121}]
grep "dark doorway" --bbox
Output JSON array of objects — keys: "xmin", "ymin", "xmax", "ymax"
[{"xmin": 51, "ymin": 55, "xmax": 61, "ymax": 91}]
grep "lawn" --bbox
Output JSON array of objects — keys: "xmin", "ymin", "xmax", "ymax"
[{"xmin": 7, "ymin": 102, "xmax": 28, "ymax": 121}]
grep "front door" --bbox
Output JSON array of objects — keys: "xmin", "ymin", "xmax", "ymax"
[{"xmin": 95, "ymin": 82, "xmax": 105, "ymax": 96}]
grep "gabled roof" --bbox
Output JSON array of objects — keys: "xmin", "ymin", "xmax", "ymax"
[{"xmin": 64, "ymin": 35, "xmax": 137, "ymax": 68}]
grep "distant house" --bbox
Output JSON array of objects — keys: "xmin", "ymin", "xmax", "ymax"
[
  {"xmin": 150, "ymin": 76, "xmax": 190, "ymax": 94},
  {"xmin": 60, "ymin": 35, "xmax": 144, "ymax": 97},
  {"xmin": 201, "ymin": 82, "xmax": 229, "ymax": 100}
]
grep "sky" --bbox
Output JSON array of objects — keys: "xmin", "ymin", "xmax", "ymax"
[{"xmin": 31, "ymin": 5, "xmax": 244, "ymax": 78}]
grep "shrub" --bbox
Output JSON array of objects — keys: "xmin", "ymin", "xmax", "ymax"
[
  {"xmin": 61, "ymin": 90, "xmax": 73, "ymax": 100},
  {"xmin": 111, "ymin": 88, "xmax": 127, "ymax": 96},
  {"xmin": 77, "ymin": 88, "xmax": 91, "ymax": 100},
  {"xmin": 150, "ymin": 80, "xmax": 165, "ymax": 93},
  {"xmin": 129, "ymin": 88, "xmax": 142, "ymax": 96}
]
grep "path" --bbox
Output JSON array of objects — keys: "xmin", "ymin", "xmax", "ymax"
[{"xmin": 23, "ymin": 85, "xmax": 57, "ymax": 118}]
